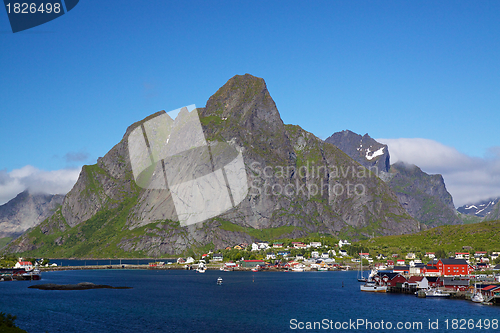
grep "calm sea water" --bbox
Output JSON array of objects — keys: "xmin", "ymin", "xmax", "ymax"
[{"xmin": 1, "ymin": 270, "xmax": 498, "ymax": 333}]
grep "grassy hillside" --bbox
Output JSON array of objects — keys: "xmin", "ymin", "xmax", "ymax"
[
  {"xmin": 0, "ymin": 237, "xmax": 12, "ymax": 249},
  {"xmin": 355, "ymin": 220, "xmax": 500, "ymax": 257}
]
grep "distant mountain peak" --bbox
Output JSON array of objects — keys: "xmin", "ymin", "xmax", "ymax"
[
  {"xmin": 458, "ymin": 197, "xmax": 500, "ymax": 218},
  {"xmin": 325, "ymin": 131, "xmax": 461, "ymax": 228},
  {"xmin": 325, "ymin": 130, "xmax": 390, "ymax": 173}
]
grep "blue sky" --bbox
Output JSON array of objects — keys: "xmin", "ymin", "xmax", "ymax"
[{"xmin": 1, "ymin": 1, "xmax": 499, "ymax": 205}]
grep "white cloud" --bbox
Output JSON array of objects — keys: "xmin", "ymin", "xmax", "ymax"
[
  {"xmin": 377, "ymin": 138, "xmax": 500, "ymax": 207},
  {"xmin": 0, "ymin": 165, "xmax": 81, "ymax": 205}
]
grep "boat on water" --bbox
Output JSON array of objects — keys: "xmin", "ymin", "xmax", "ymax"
[
  {"xmin": 217, "ymin": 277, "xmax": 223, "ymax": 285},
  {"xmin": 425, "ymin": 288, "xmax": 450, "ymax": 298},
  {"xmin": 196, "ymin": 262, "xmax": 207, "ymax": 273},
  {"xmin": 360, "ymin": 281, "xmax": 387, "ymax": 293},
  {"xmin": 357, "ymin": 259, "xmax": 367, "ymax": 282},
  {"xmin": 2, "ymin": 267, "xmax": 41, "ymax": 281},
  {"xmin": 471, "ymin": 292, "xmax": 485, "ymax": 303},
  {"xmin": 219, "ymin": 266, "xmax": 229, "ymax": 272},
  {"xmin": 471, "ymin": 283, "xmax": 485, "ymax": 303}
]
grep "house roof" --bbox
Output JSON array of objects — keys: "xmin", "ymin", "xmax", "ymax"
[
  {"xmin": 442, "ymin": 277, "xmax": 470, "ymax": 286},
  {"xmin": 393, "ymin": 265, "xmax": 410, "ymax": 271},
  {"xmin": 408, "ymin": 276, "xmax": 424, "ymax": 283},
  {"xmin": 424, "ymin": 266, "xmax": 439, "ymax": 270},
  {"xmin": 426, "ymin": 277, "xmax": 439, "ymax": 282},
  {"xmin": 481, "ymin": 285, "xmax": 500, "ymax": 291},
  {"xmin": 376, "ymin": 272, "xmax": 400, "ymax": 280},
  {"xmin": 439, "ymin": 258, "xmax": 469, "ymax": 265}
]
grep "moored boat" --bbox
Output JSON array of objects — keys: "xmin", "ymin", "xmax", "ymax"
[
  {"xmin": 360, "ymin": 281, "xmax": 387, "ymax": 293},
  {"xmin": 425, "ymin": 288, "xmax": 450, "ymax": 298}
]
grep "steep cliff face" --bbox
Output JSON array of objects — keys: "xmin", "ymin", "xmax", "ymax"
[
  {"xmin": 387, "ymin": 162, "xmax": 461, "ymax": 227},
  {"xmin": 325, "ymin": 130, "xmax": 461, "ymax": 228},
  {"xmin": 325, "ymin": 130, "xmax": 390, "ymax": 173},
  {"xmin": 7, "ymin": 74, "xmax": 420, "ymax": 257},
  {"xmin": 0, "ymin": 191, "xmax": 64, "ymax": 239},
  {"xmin": 484, "ymin": 201, "xmax": 500, "ymax": 221}
]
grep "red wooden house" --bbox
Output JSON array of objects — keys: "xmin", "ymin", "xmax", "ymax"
[{"xmin": 437, "ymin": 258, "xmax": 473, "ymax": 276}]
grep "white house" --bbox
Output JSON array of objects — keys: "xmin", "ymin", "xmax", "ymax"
[
  {"xmin": 266, "ymin": 253, "xmax": 276, "ymax": 260},
  {"xmin": 425, "ymin": 252, "xmax": 435, "ymax": 259},
  {"xmin": 251, "ymin": 243, "xmax": 260, "ymax": 251},
  {"xmin": 258, "ymin": 242, "xmax": 270, "ymax": 250},
  {"xmin": 311, "ymin": 251, "xmax": 320, "ymax": 258},
  {"xmin": 310, "ymin": 242, "xmax": 322, "ymax": 248},
  {"xmin": 186, "ymin": 257, "xmax": 195, "ymax": 264},
  {"xmin": 330, "ymin": 250, "xmax": 336, "ymax": 257},
  {"xmin": 406, "ymin": 253, "xmax": 416, "ymax": 259},
  {"xmin": 339, "ymin": 250, "xmax": 348, "ymax": 257},
  {"xmin": 338, "ymin": 240, "xmax": 351, "ymax": 248},
  {"xmin": 14, "ymin": 261, "xmax": 33, "ymax": 271},
  {"xmin": 321, "ymin": 252, "xmax": 329, "ymax": 259}
]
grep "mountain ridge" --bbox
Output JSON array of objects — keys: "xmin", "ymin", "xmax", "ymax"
[
  {"xmin": 0, "ymin": 190, "xmax": 64, "ymax": 240},
  {"xmin": 6, "ymin": 74, "xmax": 421, "ymax": 257},
  {"xmin": 324, "ymin": 130, "xmax": 461, "ymax": 227}
]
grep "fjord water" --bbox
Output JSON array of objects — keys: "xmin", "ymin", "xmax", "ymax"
[{"xmin": 1, "ymin": 270, "xmax": 498, "ymax": 333}]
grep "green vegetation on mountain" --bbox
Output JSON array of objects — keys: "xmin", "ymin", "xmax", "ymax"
[
  {"xmin": 355, "ymin": 219, "xmax": 500, "ymax": 257},
  {"xmin": 5, "ymin": 74, "xmax": 421, "ymax": 258},
  {"xmin": 457, "ymin": 212, "xmax": 483, "ymax": 224},
  {"xmin": 0, "ymin": 237, "xmax": 12, "ymax": 249},
  {"xmin": 386, "ymin": 162, "xmax": 461, "ymax": 227}
]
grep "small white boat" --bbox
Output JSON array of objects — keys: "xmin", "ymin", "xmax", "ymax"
[
  {"xmin": 217, "ymin": 277, "xmax": 223, "ymax": 285},
  {"xmin": 471, "ymin": 283, "xmax": 484, "ymax": 303},
  {"xmin": 196, "ymin": 262, "xmax": 206, "ymax": 273},
  {"xmin": 471, "ymin": 292, "xmax": 484, "ymax": 303},
  {"xmin": 360, "ymin": 282, "xmax": 387, "ymax": 293},
  {"xmin": 220, "ymin": 267, "xmax": 229, "ymax": 272},
  {"xmin": 425, "ymin": 288, "xmax": 450, "ymax": 297}
]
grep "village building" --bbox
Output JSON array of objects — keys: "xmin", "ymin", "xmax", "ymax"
[
  {"xmin": 14, "ymin": 261, "xmax": 33, "ymax": 271},
  {"xmin": 266, "ymin": 253, "xmax": 276, "ymax": 260},
  {"xmin": 393, "ymin": 266, "xmax": 410, "ymax": 274},
  {"xmin": 441, "ymin": 277, "xmax": 470, "ymax": 291},
  {"xmin": 454, "ymin": 252, "xmax": 470, "ymax": 259},
  {"xmin": 212, "ymin": 253, "xmax": 223, "ymax": 261},
  {"xmin": 437, "ymin": 258, "xmax": 474, "ymax": 276},
  {"xmin": 405, "ymin": 253, "xmax": 416, "ymax": 259},
  {"xmin": 239, "ymin": 259, "xmax": 266, "ymax": 268},
  {"xmin": 338, "ymin": 240, "xmax": 350, "ymax": 248}
]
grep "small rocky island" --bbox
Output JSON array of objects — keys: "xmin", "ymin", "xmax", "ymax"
[{"xmin": 28, "ymin": 282, "xmax": 132, "ymax": 290}]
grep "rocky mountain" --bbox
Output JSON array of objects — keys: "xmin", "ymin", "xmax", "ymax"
[
  {"xmin": 0, "ymin": 190, "xmax": 64, "ymax": 240},
  {"xmin": 325, "ymin": 130, "xmax": 390, "ymax": 173},
  {"xmin": 484, "ymin": 200, "xmax": 500, "ymax": 221},
  {"xmin": 457, "ymin": 198, "xmax": 500, "ymax": 218},
  {"xmin": 386, "ymin": 162, "xmax": 461, "ymax": 227},
  {"xmin": 6, "ymin": 74, "xmax": 421, "ymax": 258},
  {"xmin": 325, "ymin": 130, "xmax": 461, "ymax": 227}
]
